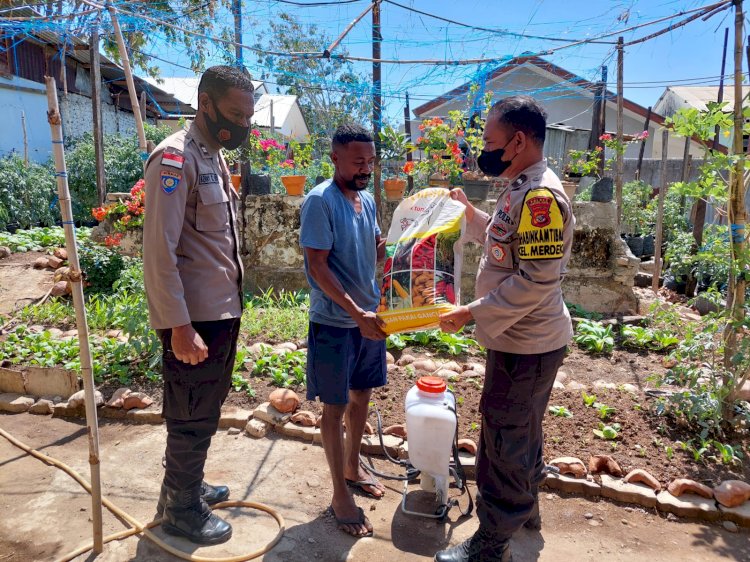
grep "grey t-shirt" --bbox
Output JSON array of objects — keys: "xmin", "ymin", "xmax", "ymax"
[{"xmin": 300, "ymin": 180, "xmax": 381, "ymax": 328}]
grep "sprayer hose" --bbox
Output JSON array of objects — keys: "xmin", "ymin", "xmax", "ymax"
[{"xmin": 0, "ymin": 427, "xmax": 285, "ymax": 562}]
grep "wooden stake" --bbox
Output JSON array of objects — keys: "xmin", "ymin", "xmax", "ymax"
[
  {"xmin": 635, "ymin": 106, "xmax": 652, "ymax": 180},
  {"xmin": 21, "ymin": 111, "xmax": 28, "ymax": 166},
  {"xmin": 372, "ymin": 0, "xmax": 382, "ymax": 214},
  {"xmin": 616, "ymin": 36, "xmax": 624, "ymax": 225},
  {"xmin": 404, "ymin": 92, "xmax": 414, "ymax": 195},
  {"xmin": 653, "ymin": 129, "xmax": 669, "ymax": 294},
  {"xmin": 107, "ymin": 5, "xmax": 147, "ymax": 165},
  {"xmin": 44, "ymin": 76, "xmax": 103, "ymax": 554},
  {"xmin": 90, "ymin": 24, "xmax": 106, "ymax": 206}
]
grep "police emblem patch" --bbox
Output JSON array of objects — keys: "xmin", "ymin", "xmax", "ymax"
[
  {"xmin": 490, "ymin": 243, "xmax": 506, "ymax": 262},
  {"xmin": 525, "ymin": 195, "xmax": 553, "ymax": 228},
  {"xmin": 161, "ymin": 171, "xmax": 181, "ymax": 194}
]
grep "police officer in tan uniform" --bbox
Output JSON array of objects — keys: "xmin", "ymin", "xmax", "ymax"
[
  {"xmin": 143, "ymin": 65, "xmax": 254, "ymax": 545},
  {"xmin": 436, "ymin": 96, "xmax": 575, "ymax": 562}
]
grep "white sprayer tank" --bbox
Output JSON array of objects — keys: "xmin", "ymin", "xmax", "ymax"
[{"xmin": 405, "ymin": 376, "xmax": 457, "ymax": 504}]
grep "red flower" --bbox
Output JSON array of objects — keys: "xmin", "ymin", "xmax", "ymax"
[
  {"xmin": 91, "ymin": 207, "xmax": 107, "ymax": 222},
  {"xmin": 104, "ymin": 232, "xmax": 124, "ymax": 247},
  {"xmin": 456, "ymin": 130, "xmax": 464, "ymax": 137},
  {"xmin": 418, "ymin": 124, "xmax": 425, "ymax": 131},
  {"xmin": 251, "ymin": 129, "xmax": 262, "ymax": 137},
  {"xmin": 416, "ymin": 136, "xmax": 424, "ymax": 144},
  {"xmin": 599, "ymin": 133, "xmax": 612, "ymax": 141},
  {"xmin": 403, "ymin": 161, "xmax": 415, "ymax": 175}
]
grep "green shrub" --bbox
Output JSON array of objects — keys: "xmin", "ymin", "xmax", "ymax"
[
  {"xmin": 65, "ymin": 124, "xmax": 172, "ymax": 222},
  {"xmin": 0, "ymin": 154, "xmax": 58, "ymax": 230},
  {"xmin": 78, "ymin": 242, "xmax": 127, "ymax": 293}
]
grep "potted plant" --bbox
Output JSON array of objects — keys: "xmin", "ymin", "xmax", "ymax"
[
  {"xmin": 378, "ymin": 125, "xmax": 412, "ymax": 201},
  {"xmin": 564, "ymin": 146, "xmax": 602, "ymax": 200},
  {"xmin": 413, "ymin": 115, "xmax": 464, "ymax": 188},
  {"xmin": 279, "ymin": 139, "xmax": 313, "ymax": 197}
]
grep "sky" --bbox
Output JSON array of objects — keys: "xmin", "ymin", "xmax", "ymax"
[{"xmin": 126, "ymin": 0, "xmax": 746, "ymax": 123}]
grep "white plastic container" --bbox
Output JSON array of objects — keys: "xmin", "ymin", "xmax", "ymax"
[{"xmin": 405, "ymin": 376, "xmax": 457, "ymax": 479}]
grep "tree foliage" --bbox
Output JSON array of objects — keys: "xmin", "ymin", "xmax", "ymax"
[{"xmin": 254, "ymin": 13, "xmax": 372, "ymax": 152}]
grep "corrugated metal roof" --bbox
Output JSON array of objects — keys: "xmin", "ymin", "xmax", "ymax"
[{"xmin": 1, "ymin": 13, "xmax": 194, "ymax": 116}]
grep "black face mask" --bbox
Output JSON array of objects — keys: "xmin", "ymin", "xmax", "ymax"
[
  {"xmin": 345, "ymin": 174, "xmax": 372, "ymax": 191},
  {"xmin": 477, "ymin": 137, "xmax": 515, "ymax": 177},
  {"xmin": 205, "ymin": 99, "xmax": 250, "ymax": 151}
]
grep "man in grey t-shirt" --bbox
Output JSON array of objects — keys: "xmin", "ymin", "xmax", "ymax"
[{"xmin": 300, "ymin": 123, "xmax": 388, "ymax": 538}]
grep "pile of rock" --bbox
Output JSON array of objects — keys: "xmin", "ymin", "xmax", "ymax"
[{"xmin": 33, "ymin": 248, "xmax": 71, "ymax": 296}]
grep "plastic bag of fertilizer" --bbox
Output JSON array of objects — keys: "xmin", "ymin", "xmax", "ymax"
[{"xmin": 377, "ymin": 187, "xmax": 465, "ymax": 334}]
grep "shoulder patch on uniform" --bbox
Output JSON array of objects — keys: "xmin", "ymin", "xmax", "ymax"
[
  {"xmin": 161, "ymin": 147, "xmax": 185, "ymax": 169},
  {"xmin": 161, "ymin": 171, "xmax": 182, "ymax": 194},
  {"xmin": 518, "ymin": 187, "xmax": 564, "ymax": 260}
]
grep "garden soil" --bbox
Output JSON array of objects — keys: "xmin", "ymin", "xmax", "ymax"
[
  {"xmin": 0, "ymin": 413, "xmax": 747, "ymax": 562},
  {"xmin": 0, "ymin": 251, "xmax": 54, "ymax": 315},
  {"xmin": 221, "ymin": 343, "xmax": 750, "ymax": 487}
]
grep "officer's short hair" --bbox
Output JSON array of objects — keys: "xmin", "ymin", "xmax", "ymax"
[
  {"xmin": 332, "ymin": 123, "xmax": 374, "ymax": 149},
  {"xmin": 489, "ymin": 96, "xmax": 547, "ymax": 145},
  {"xmin": 198, "ymin": 66, "xmax": 255, "ymax": 100}
]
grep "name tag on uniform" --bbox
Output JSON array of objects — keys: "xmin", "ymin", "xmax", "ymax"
[{"xmin": 199, "ymin": 173, "xmax": 219, "ymax": 185}]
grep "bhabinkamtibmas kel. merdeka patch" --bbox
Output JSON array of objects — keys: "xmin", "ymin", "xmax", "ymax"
[
  {"xmin": 377, "ymin": 188, "xmax": 466, "ymax": 334},
  {"xmin": 517, "ymin": 187, "xmax": 564, "ymax": 260}
]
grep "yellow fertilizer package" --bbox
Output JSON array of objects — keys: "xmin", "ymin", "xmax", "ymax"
[{"xmin": 376, "ymin": 187, "xmax": 465, "ymax": 334}]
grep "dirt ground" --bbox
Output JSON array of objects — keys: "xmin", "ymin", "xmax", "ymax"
[
  {"xmin": 0, "ymin": 414, "xmax": 746, "ymax": 562},
  {"xmin": 0, "ymin": 251, "xmax": 54, "ymax": 316}
]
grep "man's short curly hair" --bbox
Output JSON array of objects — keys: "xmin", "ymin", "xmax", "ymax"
[
  {"xmin": 489, "ymin": 95, "xmax": 547, "ymax": 145},
  {"xmin": 198, "ymin": 65, "xmax": 255, "ymax": 101},
  {"xmin": 332, "ymin": 123, "xmax": 374, "ymax": 149}
]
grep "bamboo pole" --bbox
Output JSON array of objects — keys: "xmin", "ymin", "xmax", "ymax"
[
  {"xmin": 723, "ymin": 0, "xmax": 746, "ymax": 383},
  {"xmin": 615, "ymin": 36, "xmax": 624, "ymax": 225},
  {"xmin": 372, "ymin": 0, "xmax": 383, "ymax": 215},
  {"xmin": 324, "ymin": 1, "xmax": 375, "ymax": 57},
  {"xmin": 107, "ymin": 4, "xmax": 147, "ymax": 164},
  {"xmin": 653, "ymin": 129, "xmax": 669, "ymax": 294},
  {"xmin": 44, "ymin": 76, "xmax": 103, "ymax": 554}
]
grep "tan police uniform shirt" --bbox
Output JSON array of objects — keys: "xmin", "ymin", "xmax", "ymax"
[
  {"xmin": 143, "ymin": 121, "xmax": 243, "ymax": 330},
  {"xmin": 465, "ymin": 159, "xmax": 575, "ymax": 354}
]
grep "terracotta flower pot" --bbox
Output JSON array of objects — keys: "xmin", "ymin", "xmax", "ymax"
[
  {"xmin": 383, "ymin": 178, "xmax": 407, "ymax": 201},
  {"xmin": 428, "ymin": 173, "xmax": 450, "ymax": 188},
  {"xmin": 280, "ymin": 175, "xmax": 307, "ymax": 196}
]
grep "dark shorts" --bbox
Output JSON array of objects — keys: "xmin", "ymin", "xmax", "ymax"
[{"xmin": 306, "ymin": 321, "xmax": 387, "ymax": 405}]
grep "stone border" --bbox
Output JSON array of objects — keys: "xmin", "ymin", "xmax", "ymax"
[{"xmin": 1, "ymin": 395, "xmax": 748, "ymax": 529}]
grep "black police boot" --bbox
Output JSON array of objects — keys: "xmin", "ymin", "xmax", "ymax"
[
  {"xmin": 161, "ymin": 485, "xmax": 233, "ymax": 545},
  {"xmin": 434, "ymin": 529, "xmax": 512, "ymax": 562},
  {"xmin": 157, "ymin": 481, "xmax": 230, "ymax": 516},
  {"xmin": 523, "ymin": 494, "xmax": 541, "ymax": 531}
]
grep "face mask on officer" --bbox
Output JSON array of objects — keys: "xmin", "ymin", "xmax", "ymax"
[
  {"xmin": 205, "ymin": 97, "xmax": 250, "ymax": 151},
  {"xmin": 477, "ymin": 135, "xmax": 517, "ymax": 177}
]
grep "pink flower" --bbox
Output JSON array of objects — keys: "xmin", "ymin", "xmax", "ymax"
[
  {"xmin": 251, "ymin": 129, "xmax": 261, "ymax": 137},
  {"xmin": 599, "ymin": 133, "xmax": 612, "ymax": 141}
]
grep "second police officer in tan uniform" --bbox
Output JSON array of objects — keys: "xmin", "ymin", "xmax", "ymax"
[
  {"xmin": 437, "ymin": 96, "xmax": 575, "ymax": 562},
  {"xmin": 143, "ymin": 66, "xmax": 254, "ymax": 545}
]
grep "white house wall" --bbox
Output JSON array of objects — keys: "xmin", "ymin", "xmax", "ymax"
[
  {"xmin": 0, "ymin": 73, "xmax": 153, "ymax": 163},
  {"xmin": 416, "ymin": 64, "xmax": 659, "ymax": 160},
  {"xmin": 0, "ymin": 75, "xmax": 52, "ymax": 163}
]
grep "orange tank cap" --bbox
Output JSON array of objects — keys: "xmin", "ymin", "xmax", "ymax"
[{"xmin": 416, "ymin": 376, "xmax": 447, "ymax": 393}]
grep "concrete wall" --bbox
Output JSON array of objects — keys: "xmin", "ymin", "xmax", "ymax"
[{"xmin": 242, "ymin": 194, "xmax": 639, "ymax": 315}]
